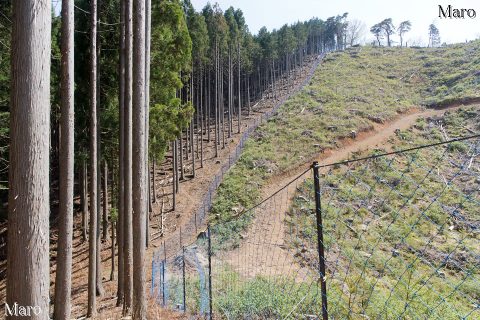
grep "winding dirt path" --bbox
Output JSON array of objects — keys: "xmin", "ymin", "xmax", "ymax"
[{"xmin": 222, "ymin": 103, "xmax": 479, "ymax": 279}]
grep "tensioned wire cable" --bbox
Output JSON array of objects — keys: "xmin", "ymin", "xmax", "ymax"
[
  {"xmin": 155, "ymin": 139, "xmax": 474, "ymax": 313},
  {"xmin": 205, "ymin": 134, "xmax": 480, "ymax": 318},
  {"xmin": 317, "ymin": 134, "xmax": 480, "ymax": 169}
]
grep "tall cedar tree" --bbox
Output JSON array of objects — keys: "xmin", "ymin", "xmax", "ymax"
[
  {"xmin": 124, "ymin": 0, "xmax": 134, "ymax": 313},
  {"xmin": 7, "ymin": 1, "xmax": 51, "ymax": 318},
  {"xmin": 87, "ymin": 0, "xmax": 99, "ymax": 316},
  {"xmin": 54, "ymin": 0, "xmax": 75, "ymax": 318},
  {"xmin": 132, "ymin": 0, "xmax": 147, "ymax": 317}
]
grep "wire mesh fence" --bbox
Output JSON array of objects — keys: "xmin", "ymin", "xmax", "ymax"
[
  {"xmin": 152, "ymin": 134, "xmax": 479, "ymax": 319},
  {"xmin": 319, "ymin": 136, "xmax": 479, "ymax": 319},
  {"xmin": 294, "ymin": 135, "xmax": 480, "ymax": 320}
]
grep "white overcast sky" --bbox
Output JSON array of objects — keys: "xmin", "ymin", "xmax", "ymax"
[
  {"xmin": 53, "ymin": 0, "xmax": 480, "ymax": 45},
  {"xmin": 190, "ymin": 0, "xmax": 480, "ymax": 45}
]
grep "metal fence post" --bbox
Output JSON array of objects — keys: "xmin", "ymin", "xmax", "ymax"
[
  {"xmin": 312, "ymin": 161, "xmax": 328, "ymax": 320},
  {"xmin": 182, "ymin": 246, "xmax": 186, "ymax": 313},
  {"xmin": 162, "ymin": 241, "xmax": 167, "ymax": 307},
  {"xmin": 151, "ymin": 254, "xmax": 155, "ymax": 297},
  {"xmin": 195, "ymin": 211, "xmax": 198, "ymax": 233},
  {"xmin": 208, "ymin": 224, "xmax": 213, "ymax": 320}
]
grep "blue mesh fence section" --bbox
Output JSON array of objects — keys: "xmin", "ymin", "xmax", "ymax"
[
  {"xmin": 162, "ymin": 261, "xmax": 169, "ymax": 307},
  {"xmin": 189, "ymin": 246, "xmax": 209, "ymax": 315}
]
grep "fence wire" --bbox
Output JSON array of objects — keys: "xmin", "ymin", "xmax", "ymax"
[{"xmin": 152, "ymin": 133, "xmax": 479, "ymax": 319}]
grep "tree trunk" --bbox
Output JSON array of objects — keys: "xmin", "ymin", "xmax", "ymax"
[
  {"xmin": 228, "ymin": 50, "xmax": 232, "ymax": 137},
  {"xmin": 272, "ymin": 60, "xmax": 277, "ymax": 100},
  {"xmin": 145, "ymin": 0, "xmax": 152, "ymax": 249},
  {"xmin": 146, "ymin": 159, "xmax": 150, "ymax": 248},
  {"xmin": 117, "ymin": 0, "xmax": 126, "ymax": 307},
  {"xmin": 247, "ymin": 76, "xmax": 251, "ymax": 116},
  {"xmin": 8, "ymin": 1, "xmax": 51, "ymax": 319},
  {"xmin": 87, "ymin": 0, "xmax": 99, "ymax": 315},
  {"xmin": 190, "ymin": 121, "xmax": 195, "ymax": 178},
  {"xmin": 172, "ymin": 141, "xmax": 176, "ymax": 211},
  {"xmin": 110, "ymin": 221, "xmax": 116, "ymax": 281},
  {"xmin": 179, "ymin": 132, "xmax": 184, "ymax": 180},
  {"xmin": 82, "ymin": 160, "xmax": 89, "ymax": 242},
  {"xmin": 152, "ymin": 159, "xmax": 156, "ymax": 203},
  {"xmin": 132, "ymin": 0, "xmax": 147, "ymax": 315},
  {"xmin": 103, "ymin": 161, "xmax": 109, "ymax": 240},
  {"xmin": 237, "ymin": 43, "xmax": 241, "ymax": 133},
  {"xmin": 95, "ymin": 2, "xmax": 104, "ymax": 297},
  {"xmin": 214, "ymin": 42, "xmax": 218, "ymax": 157},
  {"xmin": 54, "ymin": 0, "xmax": 74, "ymax": 318},
  {"xmin": 175, "ymin": 139, "xmax": 179, "ymax": 191},
  {"xmin": 257, "ymin": 67, "xmax": 261, "ymax": 100},
  {"xmin": 221, "ymin": 58, "xmax": 225, "ymax": 149},
  {"xmin": 207, "ymin": 67, "xmax": 211, "ymax": 142},
  {"xmin": 200, "ymin": 67, "xmax": 204, "ymax": 168},
  {"xmin": 217, "ymin": 48, "xmax": 221, "ymax": 149},
  {"xmin": 146, "ymin": 158, "xmax": 151, "ymax": 247},
  {"xmin": 185, "ymin": 122, "xmax": 189, "ymax": 160},
  {"xmin": 123, "ymin": 0, "xmax": 134, "ymax": 313}
]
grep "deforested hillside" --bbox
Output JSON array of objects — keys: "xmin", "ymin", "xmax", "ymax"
[{"xmin": 210, "ymin": 41, "xmax": 480, "ymax": 237}]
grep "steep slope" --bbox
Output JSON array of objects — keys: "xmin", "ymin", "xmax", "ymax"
[{"xmin": 210, "ymin": 41, "xmax": 480, "ymax": 236}]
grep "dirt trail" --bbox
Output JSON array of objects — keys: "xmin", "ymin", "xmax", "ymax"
[{"xmin": 222, "ymin": 103, "xmax": 479, "ymax": 279}]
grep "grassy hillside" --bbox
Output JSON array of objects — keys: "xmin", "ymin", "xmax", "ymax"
[
  {"xmin": 210, "ymin": 41, "xmax": 480, "ymax": 231},
  {"xmin": 287, "ymin": 107, "xmax": 479, "ymax": 319}
]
